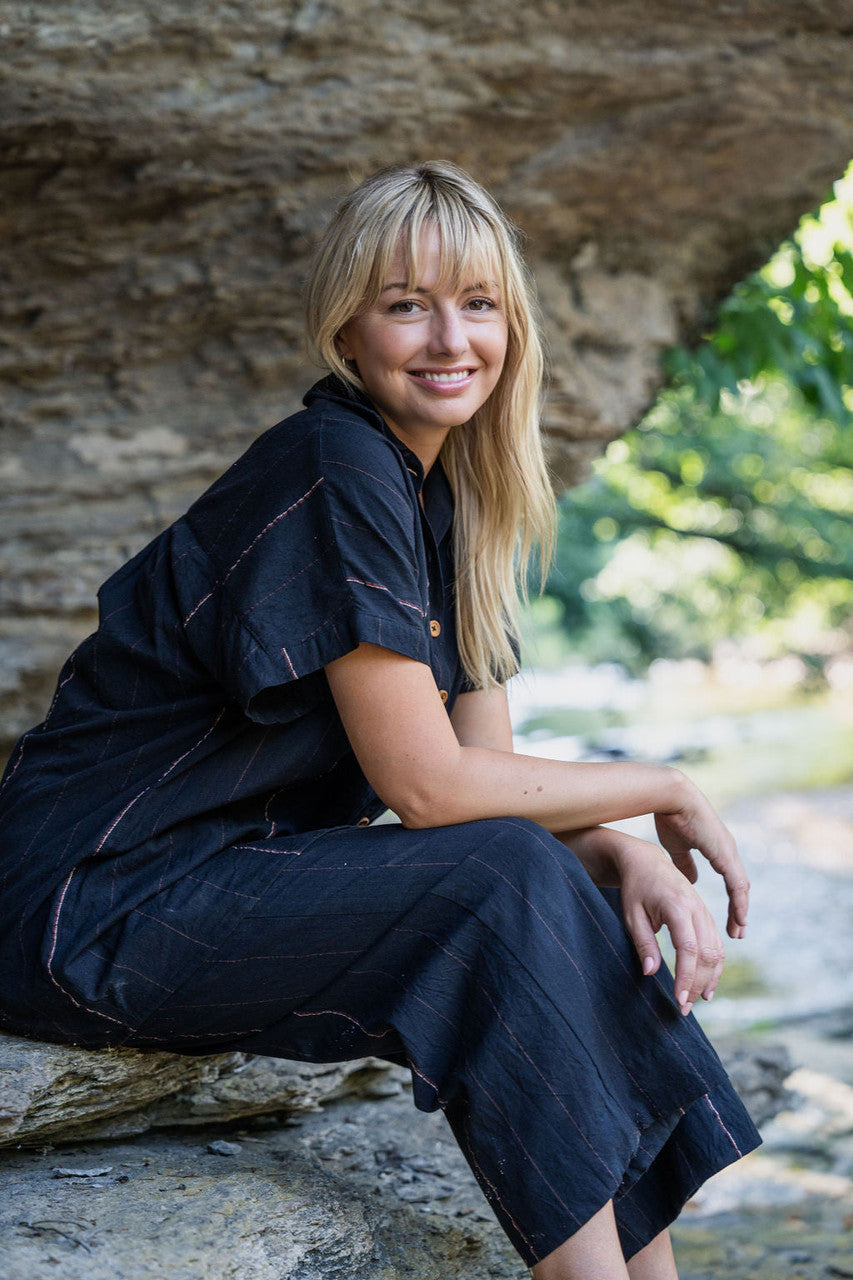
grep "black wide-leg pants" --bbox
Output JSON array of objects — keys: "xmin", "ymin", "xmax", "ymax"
[{"xmin": 24, "ymin": 817, "xmax": 761, "ymax": 1266}]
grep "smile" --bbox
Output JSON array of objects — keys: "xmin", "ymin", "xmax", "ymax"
[{"xmin": 408, "ymin": 369, "xmax": 475, "ymax": 384}]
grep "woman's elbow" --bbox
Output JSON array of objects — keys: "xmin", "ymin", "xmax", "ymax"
[
  {"xmin": 378, "ymin": 775, "xmax": 462, "ymax": 831},
  {"xmin": 389, "ymin": 792, "xmax": 449, "ymax": 830}
]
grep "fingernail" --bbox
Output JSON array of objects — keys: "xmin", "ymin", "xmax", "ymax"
[
  {"xmin": 680, "ymin": 1002, "xmax": 693, "ymax": 1016},
  {"xmin": 678, "ymin": 990, "xmax": 689, "ymax": 1007},
  {"xmin": 643, "ymin": 957, "xmax": 655, "ymax": 975},
  {"xmin": 703, "ymin": 989, "xmax": 715, "ymax": 1001}
]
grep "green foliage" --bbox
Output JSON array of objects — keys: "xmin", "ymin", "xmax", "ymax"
[{"xmin": 545, "ymin": 167, "xmax": 853, "ymax": 672}]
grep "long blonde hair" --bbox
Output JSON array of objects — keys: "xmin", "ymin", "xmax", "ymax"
[{"xmin": 305, "ymin": 160, "xmax": 555, "ymax": 689}]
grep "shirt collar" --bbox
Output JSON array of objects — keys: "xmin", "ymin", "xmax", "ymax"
[{"xmin": 303, "ymin": 374, "xmax": 454, "ymax": 543}]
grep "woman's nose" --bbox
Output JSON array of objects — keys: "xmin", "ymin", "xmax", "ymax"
[{"xmin": 427, "ymin": 306, "xmax": 467, "ymax": 357}]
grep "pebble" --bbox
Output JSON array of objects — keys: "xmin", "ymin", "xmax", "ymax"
[{"xmin": 207, "ymin": 1140, "xmax": 242, "ymax": 1157}]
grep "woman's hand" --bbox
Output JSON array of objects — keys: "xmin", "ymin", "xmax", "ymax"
[
  {"xmin": 652, "ymin": 771, "xmax": 750, "ymax": 942},
  {"xmin": 613, "ymin": 832, "xmax": 726, "ymax": 1014},
  {"xmin": 563, "ymin": 825, "xmax": 730, "ymax": 1015}
]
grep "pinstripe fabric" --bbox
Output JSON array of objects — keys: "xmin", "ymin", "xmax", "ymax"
[
  {"xmin": 0, "ymin": 378, "xmax": 464, "ymax": 1033},
  {"xmin": 0, "ymin": 377, "xmax": 759, "ymax": 1265}
]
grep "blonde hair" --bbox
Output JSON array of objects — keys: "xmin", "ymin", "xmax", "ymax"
[{"xmin": 305, "ymin": 160, "xmax": 555, "ymax": 689}]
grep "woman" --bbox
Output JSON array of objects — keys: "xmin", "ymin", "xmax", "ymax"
[{"xmin": 0, "ymin": 161, "xmax": 759, "ymax": 1278}]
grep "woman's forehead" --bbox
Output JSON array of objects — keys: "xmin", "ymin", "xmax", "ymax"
[{"xmin": 379, "ymin": 222, "xmax": 501, "ymax": 291}]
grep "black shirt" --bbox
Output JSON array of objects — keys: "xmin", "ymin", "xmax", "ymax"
[{"xmin": 0, "ymin": 376, "xmax": 469, "ymax": 936}]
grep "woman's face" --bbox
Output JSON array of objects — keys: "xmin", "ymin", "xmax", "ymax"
[{"xmin": 337, "ymin": 226, "xmax": 508, "ymax": 469}]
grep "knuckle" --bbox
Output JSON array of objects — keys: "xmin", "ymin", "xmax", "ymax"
[{"xmin": 667, "ymin": 889, "xmax": 695, "ymax": 915}]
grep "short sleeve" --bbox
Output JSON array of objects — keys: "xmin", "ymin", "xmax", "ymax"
[{"xmin": 173, "ymin": 408, "xmax": 432, "ymax": 723}]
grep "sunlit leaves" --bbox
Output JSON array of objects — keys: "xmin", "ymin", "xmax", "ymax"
[{"xmin": 546, "ymin": 163, "xmax": 853, "ymax": 672}]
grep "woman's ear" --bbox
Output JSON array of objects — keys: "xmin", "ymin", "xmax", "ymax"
[{"xmin": 336, "ymin": 326, "xmax": 353, "ymax": 360}]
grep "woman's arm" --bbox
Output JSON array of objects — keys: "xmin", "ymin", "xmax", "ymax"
[
  {"xmin": 449, "ymin": 684, "xmax": 514, "ymax": 751},
  {"xmin": 326, "ymin": 643, "xmax": 748, "ymax": 1012},
  {"xmin": 329, "ymin": 646, "xmax": 675, "ymax": 829},
  {"xmin": 433, "ymin": 686, "xmax": 724, "ymax": 1009},
  {"xmin": 327, "ymin": 644, "xmax": 746, "ymax": 920}
]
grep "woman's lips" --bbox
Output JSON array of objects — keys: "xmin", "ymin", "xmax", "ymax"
[{"xmin": 407, "ymin": 368, "xmax": 476, "ymax": 389}]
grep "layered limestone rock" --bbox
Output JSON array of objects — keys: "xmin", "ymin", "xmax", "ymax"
[
  {"xmin": 0, "ymin": 1033, "xmax": 405, "ymax": 1148},
  {"xmin": 3, "ymin": 2, "xmax": 853, "ymax": 746}
]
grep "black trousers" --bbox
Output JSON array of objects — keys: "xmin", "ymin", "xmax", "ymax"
[{"xmin": 13, "ymin": 817, "xmax": 760, "ymax": 1266}]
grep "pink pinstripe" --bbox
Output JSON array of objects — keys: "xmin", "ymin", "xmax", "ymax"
[
  {"xmin": 392, "ymin": 923, "xmax": 623, "ymax": 1187},
  {"xmin": 131, "ymin": 910, "xmax": 217, "ymax": 948},
  {"xmin": 502, "ymin": 819, "xmax": 713, "ymax": 1091},
  {"xmin": 704, "ymin": 1093, "xmax": 744, "ymax": 1156},
  {"xmin": 213, "ymin": 948, "xmax": 363, "ymax": 963},
  {"xmin": 183, "ymin": 477, "xmax": 326, "ymax": 625},
  {"xmin": 223, "ymin": 478, "xmax": 325, "ymax": 582},
  {"xmin": 93, "ymin": 707, "xmax": 226, "ymax": 855},
  {"xmin": 469, "ymin": 852, "xmax": 662, "ymax": 1114},
  {"xmin": 458, "ymin": 1110, "xmax": 538, "ymax": 1258},
  {"xmin": 185, "ymin": 873, "xmax": 262, "ymax": 900},
  {"xmin": 280, "ymin": 644, "xmax": 298, "ymax": 679},
  {"xmin": 344, "ymin": 576, "xmax": 426, "ymax": 616},
  {"xmin": 326, "ymin": 459, "xmax": 411, "ymax": 508},
  {"xmin": 292, "ymin": 1007, "xmax": 399, "ymax": 1048},
  {"xmin": 45, "ymin": 871, "xmax": 131, "ymax": 1028}
]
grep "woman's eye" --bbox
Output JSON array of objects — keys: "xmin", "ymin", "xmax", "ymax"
[
  {"xmin": 468, "ymin": 297, "xmax": 497, "ymax": 312},
  {"xmin": 389, "ymin": 299, "xmax": 419, "ymax": 314}
]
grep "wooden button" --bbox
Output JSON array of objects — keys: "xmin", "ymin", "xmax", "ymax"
[
  {"xmin": 356, "ymin": 816, "xmax": 370, "ymax": 827},
  {"xmin": 439, "ymin": 689, "xmax": 448, "ymax": 703},
  {"xmin": 429, "ymin": 619, "xmax": 441, "ymax": 637}
]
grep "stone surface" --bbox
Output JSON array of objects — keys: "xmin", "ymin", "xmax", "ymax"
[
  {"xmin": 0, "ymin": 1033, "xmax": 404, "ymax": 1148},
  {"xmin": 0, "ymin": 1134, "xmax": 404, "ymax": 1280},
  {"xmin": 4, "ymin": 2, "xmax": 853, "ymax": 748},
  {"xmin": 0, "ymin": 1037, "xmax": 237, "ymax": 1147},
  {"xmin": 0, "ymin": 1023, "xmax": 848, "ymax": 1280}
]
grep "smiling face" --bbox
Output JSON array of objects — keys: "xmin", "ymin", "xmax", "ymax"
[{"xmin": 337, "ymin": 225, "xmax": 509, "ymax": 470}]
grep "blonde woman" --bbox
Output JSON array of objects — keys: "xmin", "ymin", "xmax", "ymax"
[{"xmin": 0, "ymin": 162, "xmax": 759, "ymax": 1278}]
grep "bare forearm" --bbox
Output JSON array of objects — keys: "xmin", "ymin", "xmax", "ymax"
[{"xmin": 399, "ymin": 744, "xmax": 689, "ymax": 833}]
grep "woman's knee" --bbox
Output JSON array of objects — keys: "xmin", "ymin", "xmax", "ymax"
[{"xmin": 454, "ymin": 815, "xmax": 576, "ymax": 904}]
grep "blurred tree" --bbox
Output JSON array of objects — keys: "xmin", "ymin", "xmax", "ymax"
[{"xmin": 545, "ymin": 167, "xmax": 853, "ymax": 673}]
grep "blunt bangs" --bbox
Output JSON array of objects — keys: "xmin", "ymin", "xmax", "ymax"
[{"xmin": 357, "ymin": 193, "xmax": 510, "ymax": 318}]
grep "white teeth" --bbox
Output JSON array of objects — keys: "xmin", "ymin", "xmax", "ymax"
[{"xmin": 416, "ymin": 370, "xmax": 471, "ymax": 383}]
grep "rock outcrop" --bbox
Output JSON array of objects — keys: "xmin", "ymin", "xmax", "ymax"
[
  {"xmin": 3, "ymin": 2, "xmax": 853, "ymax": 747},
  {"xmin": 0, "ymin": 1028, "xmax": 796, "ymax": 1280},
  {"xmin": 0, "ymin": 1033, "xmax": 406, "ymax": 1148}
]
